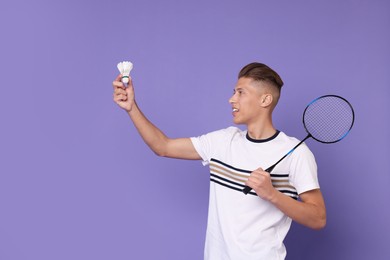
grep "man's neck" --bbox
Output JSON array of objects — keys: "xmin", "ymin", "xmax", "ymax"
[
  {"xmin": 246, "ymin": 117, "xmax": 276, "ymax": 140},
  {"xmin": 247, "ymin": 127, "xmax": 277, "ymax": 140}
]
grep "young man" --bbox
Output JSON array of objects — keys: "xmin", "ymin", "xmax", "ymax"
[{"xmin": 112, "ymin": 62, "xmax": 326, "ymax": 259}]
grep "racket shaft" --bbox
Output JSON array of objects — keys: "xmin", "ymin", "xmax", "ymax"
[{"xmin": 242, "ymin": 135, "xmax": 310, "ymax": 195}]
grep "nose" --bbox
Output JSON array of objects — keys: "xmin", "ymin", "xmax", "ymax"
[{"xmin": 229, "ymin": 93, "xmax": 236, "ymax": 104}]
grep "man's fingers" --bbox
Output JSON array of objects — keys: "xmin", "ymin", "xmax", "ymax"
[
  {"xmin": 245, "ymin": 179, "xmax": 256, "ymax": 187},
  {"xmin": 113, "ymin": 74, "xmax": 125, "ymax": 89},
  {"xmin": 113, "ymin": 92, "xmax": 128, "ymax": 101},
  {"xmin": 247, "ymin": 168, "xmax": 270, "ymax": 185},
  {"xmin": 113, "ymin": 81, "xmax": 125, "ymax": 89},
  {"xmin": 113, "ymin": 74, "xmax": 134, "ymax": 91},
  {"xmin": 114, "ymin": 88, "xmax": 127, "ymax": 95},
  {"xmin": 118, "ymin": 95, "xmax": 127, "ymax": 101}
]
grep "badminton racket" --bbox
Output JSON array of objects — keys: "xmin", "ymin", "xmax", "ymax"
[{"xmin": 243, "ymin": 95, "xmax": 355, "ymax": 195}]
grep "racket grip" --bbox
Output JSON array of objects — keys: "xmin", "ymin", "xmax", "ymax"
[
  {"xmin": 243, "ymin": 165, "xmax": 275, "ymax": 195},
  {"xmin": 243, "ymin": 185, "xmax": 252, "ymax": 195}
]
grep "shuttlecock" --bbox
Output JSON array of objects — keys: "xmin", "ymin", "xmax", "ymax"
[{"xmin": 117, "ymin": 61, "xmax": 133, "ymax": 84}]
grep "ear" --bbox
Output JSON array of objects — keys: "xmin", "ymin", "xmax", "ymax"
[{"xmin": 260, "ymin": 94, "xmax": 273, "ymax": 107}]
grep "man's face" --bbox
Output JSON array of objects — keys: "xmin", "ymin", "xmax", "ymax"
[{"xmin": 229, "ymin": 77, "xmax": 264, "ymax": 125}]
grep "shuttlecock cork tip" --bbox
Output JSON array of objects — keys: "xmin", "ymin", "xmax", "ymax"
[{"xmin": 117, "ymin": 61, "xmax": 133, "ymax": 84}]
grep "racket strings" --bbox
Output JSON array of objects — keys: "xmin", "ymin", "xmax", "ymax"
[{"xmin": 304, "ymin": 96, "xmax": 354, "ymax": 143}]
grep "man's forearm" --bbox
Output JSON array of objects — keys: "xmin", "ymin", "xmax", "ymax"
[
  {"xmin": 127, "ymin": 102, "xmax": 169, "ymax": 156},
  {"xmin": 269, "ymin": 189, "xmax": 326, "ymax": 230}
]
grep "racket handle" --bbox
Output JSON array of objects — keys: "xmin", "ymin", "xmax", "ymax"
[
  {"xmin": 243, "ymin": 186, "xmax": 252, "ymax": 195},
  {"xmin": 242, "ymin": 165, "xmax": 275, "ymax": 195}
]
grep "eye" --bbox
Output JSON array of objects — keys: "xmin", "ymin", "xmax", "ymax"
[{"xmin": 233, "ymin": 89, "xmax": 244, "ymax": 96}]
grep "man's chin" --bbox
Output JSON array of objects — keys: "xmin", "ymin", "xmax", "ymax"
[{"xmin": 233, "ymin": 119, "xmax": 244, "ymax": 125}]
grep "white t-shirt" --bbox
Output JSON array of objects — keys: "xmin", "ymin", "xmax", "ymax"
[{"xmin": 190, "ymin": 127, "xmax": 319, "ymax": 260}]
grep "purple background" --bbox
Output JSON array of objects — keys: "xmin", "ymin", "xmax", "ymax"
[{"xmin": 1, "ymin": 0, "xmax": 389, "ymax": 259}]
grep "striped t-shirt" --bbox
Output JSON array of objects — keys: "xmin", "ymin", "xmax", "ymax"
[{"xmin": 191, "ymin": 126, "xmax": 319, "ymax": 260}]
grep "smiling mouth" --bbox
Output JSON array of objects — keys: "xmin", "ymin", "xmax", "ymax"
[{"xmin": 232, "ymin": 108, "xmax": 239, "ymax": 112}]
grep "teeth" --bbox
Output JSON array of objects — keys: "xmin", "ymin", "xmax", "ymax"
[{"xmin": 233, "ymin": 108, "xmax": 239, "ymax": 112}]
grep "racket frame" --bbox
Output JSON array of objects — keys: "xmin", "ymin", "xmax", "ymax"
[{"xmin": 243, "ymin": 94, "xmax": 354, "ymax": 195}]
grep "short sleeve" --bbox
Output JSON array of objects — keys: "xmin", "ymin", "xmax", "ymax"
[
  {"xmin": 190, "ymin": 135, "xmax": 210, "ymax": 165},
  {"xmin": 190, "ymin": 127, "xmax": 239, "ymax": 166},
  {"xmin": 289, "ymin": 143, "xmax": 320, "ymax": 195}
]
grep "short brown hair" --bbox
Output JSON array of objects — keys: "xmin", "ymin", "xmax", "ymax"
[{"xmin": 238, "ymin": 62, "xmax": 283, "ymax": 90}]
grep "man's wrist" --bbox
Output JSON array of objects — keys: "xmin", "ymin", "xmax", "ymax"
[
  {"xmin": 127, "ymin": 101, "xmax": 139, "ymax": 117},
  {"xmin": 266, "ymin": 188, "xmax": 280, "ymax": 204}
]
